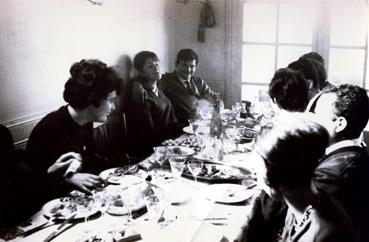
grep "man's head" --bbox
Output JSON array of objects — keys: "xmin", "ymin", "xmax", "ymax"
[
  {"xmin": 268, "ymin": 68, "xmax": 309, "ymax": 112},
  {"xmin": 255, "ymin": 112, "xmax": 329, "ymax": 197},
  {"xmin": 133, "ymin": 51, "xmax": 161, "ymax": 81},
  {"xmin": 312, "ymin": 84, "xmax": 369, "ymax": 142},
  {"xmin": 299, "ymin": 51, "xmax": 325, "ymax": 65},
  {"xmin": 175, "ymin": 49, "xmax": 199, "ymax": 81},
  {"xmin": 288, "ymin": 58, "xmax": 327, "ymax": 99}
]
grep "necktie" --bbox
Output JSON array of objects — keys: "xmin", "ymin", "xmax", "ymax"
[{"xmin": 185, "ymin": 81, "xmax": 193, "ymax": 94}]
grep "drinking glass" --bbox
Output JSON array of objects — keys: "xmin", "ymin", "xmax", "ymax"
[
  {"xmin": 258, "ymin": 90, "xmax": 274, "ymax": 119},
  {"xmin": 76, "ymin": 196, "xmax": 94, "ymax": 234},
  {"xmin": 225, "ymin": 127, "xmax": 241, "ymax": 151},
  {"xmin": 187, "ymin": 159, "xmax": 203, "ymax": 183},
  {"xmin": 169, "ymin": 157, "xmax": 186, "ymax": 179},
  {"xmin": 92, "ymin": 188, "xmax": 108, "ymax": 219},
  {"xmin": 144, "ymin": 194, "xmax": 163, "ymax": 224},
  {"xmin": 231, "ymin": 102, "xmax": 242, "ymax": 119},
  {"xmin": 153, "ymin": 146, "xmax": 167, "ymax": 176},
  {"xmin": 188, "ymin": 119, "xmax": 199, "ymax": 134}
]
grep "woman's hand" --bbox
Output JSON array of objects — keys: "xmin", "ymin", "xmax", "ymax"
[
  {"xmin": 47, "ymin": 152, "xmax": 82, "ymax": 175},
  {"xmin": 65, "ymin": 173, "xmax": 103, "ymax": 194}
]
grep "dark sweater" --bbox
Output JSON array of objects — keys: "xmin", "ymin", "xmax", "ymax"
[
  {"xmin": 125, "ymin": 77, "xmax": 183, "ymax": 157},
  {"xmin": 26, "ymin": 106, "xmax": 100, "ymax": 201}
]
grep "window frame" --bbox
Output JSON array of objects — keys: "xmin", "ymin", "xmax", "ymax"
[{"xmin": 226, "ymin": 0, "xmax": 369, "ymax": 103}]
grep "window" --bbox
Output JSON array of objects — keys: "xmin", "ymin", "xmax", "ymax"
[{"xmin": 239, "ymin": 0, "xmax": 369, "ymax": 101}]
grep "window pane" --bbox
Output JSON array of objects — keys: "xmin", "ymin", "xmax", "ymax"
[
  {"xmin": 241, "ymin": 85, "xmax": 269, "ymax": 102},
  {"xmin": 243, "ymin": 3, "xmax": 277, "ymax": 43},
  {"xmin": 277, "ymin": 46, "xmax": 312, "ymax": 69},
  {"xmin": 279, "ymin": 2, "xmax": 316, "ymax": 44},
  {"xmin": 366, "ymin": 46, "xmax": 369, "ymax": 89},
  {"xmin": 242, "ymin": 45, "xmax": 276, "ymax": 84},
  {"xmin": 328, "ymin": 48, "xmax": 365, "ymax": 86},
  {"xmin": 330, "ymin": 1, "xmax": 368, "ymax": 46}
]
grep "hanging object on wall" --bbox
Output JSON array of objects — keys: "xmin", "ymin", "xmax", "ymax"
[
  {"xmin": 87, "ymin": 0, "xmax": 104, "ymax": 6},
  {"xmin": 177, "ymin": 0, "xmax": 189, "ymax": 4},
  {"xmin": 198, "ymin": 0, "xmax": 216, "ymax": 43}
]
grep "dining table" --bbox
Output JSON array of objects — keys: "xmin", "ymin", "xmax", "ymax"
[{"xmin": 6, "ymin": 117, "xmax": 263, "ymax": 242}]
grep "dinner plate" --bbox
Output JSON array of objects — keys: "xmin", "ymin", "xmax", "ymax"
[
  {"xmin": 99, "ymin": 167, "xmax": 147, "ymax": 185},
  {"xmin": 182, "ymin": 163, "xmax": 252, "ymax": 183},
  {"xmin": 183, "ymin": 126, "xmax": 194, "ymax": 134},
  {"xmin": 205, "ymin": 184, "xmax": 254, "ymax": 204},
  {"xmin": 42, "ymin": 197, "xmax": 99, "ymax": 220}
]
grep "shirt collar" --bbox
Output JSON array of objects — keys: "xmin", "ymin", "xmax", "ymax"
[
  {"xmin": 152, "ymin": 83, "xmax": 159, "ymax": 97},
  {"xmin": 176, "ymin": 71, "xmax": 190, "ymax": 85},
  {"xmin": 325, "ymin": 138, "xmax": 362, "ymax": 155}
]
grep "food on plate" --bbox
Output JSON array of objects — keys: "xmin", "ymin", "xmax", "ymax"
[
  {"xmin": 183, "ymin": 164, "xmax": 251, "ymax": 180},
  {"xmin": 47, "ymin": 194, "xmax": 93, "ymax": 218},
  {"xmin": 113, "ymin": 165, "xmax": 138, "ymax": 176},
  {"xmin": 172, "ymin": 147, "xmax": 182, "ymax": 155}
]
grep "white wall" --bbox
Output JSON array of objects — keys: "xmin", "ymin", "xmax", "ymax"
[
  {"xmin": 169, "ymin": 0, "xmax": 228, "ymax": 100},
  {"xmin": 0, "ymin": 0, "xmax": 173, "ymax": 145}
]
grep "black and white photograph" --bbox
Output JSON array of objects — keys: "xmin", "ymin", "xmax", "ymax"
[{"xmin": 0, "ymin": 0, "xmax": 368, "ymax": 241}]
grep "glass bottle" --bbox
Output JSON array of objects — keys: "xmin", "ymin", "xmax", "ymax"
[{"xmin": 210, "ymin": 93, "xmax": 223, "ymax": 139}]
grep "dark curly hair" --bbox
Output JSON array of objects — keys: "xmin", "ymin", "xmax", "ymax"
[
  {"xmin": 288, "ymin": 58, "xmax": 327, "ymax": 90},
  {"xmin": 269, "ymin": 68, "xmax": 309, "ymax": 112},
  {"xmin": 133, "ymin": 51, "xmax": 159, "ymax": 72},
  {"xmin": 325, "ymin": 84, "xmax": 369, "ymax": 140},
  {"xmin": 255, "ymin": 113, "xmax": 329, "ymax": 189},
  {"xmin": 63, "ymin": 59, "xmax": 121, "ymax": 109},
  {"xmin": 175, "ymin": 48, "xmax": 199, "ymax": 65},
  {"xmin": 299, "ymin": 51, "xmax": 325, "ymax": 65}
]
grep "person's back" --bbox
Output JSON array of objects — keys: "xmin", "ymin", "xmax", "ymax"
[{"xmin": 314, "ymin": 146, "xmax": 369, "ymax": 241}]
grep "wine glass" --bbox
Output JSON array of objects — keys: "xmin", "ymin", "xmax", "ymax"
[
  {"xmin": 168, "ymin": 157, "xmax": 186, "ymax": 179},
  {"xmin": 188, "ymin": 119, "xmax": 199, "ymax": 134},
  {"xmin": 225, "ymin": 126, "xmax": 241, "ymax": 152},
  {"xmin": 187, "ymin": 159, "xmax": 203, "ymax": 183},
  {"xmin": 231, "ymin": 102, "xmax": 242, "ymax": 119},
  {"xmin": 76, "ymin": 196, "xmax": 94, "ymax": 234},
  {"xmin": 153, "ymin": 146, "xmax": 167, "ymax": 176},
  {"xmin": 144, "ymin": 194, "xmax": 163, "ymax": 224},
  {"xmin": 92, "ymin": 188, "xmax": 108, "ymax": 219}
]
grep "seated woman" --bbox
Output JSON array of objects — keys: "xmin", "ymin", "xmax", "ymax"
[
  {"xmin": 253, "ymin": 113, "xmax": 359, "ymax": 242},
  {"xmin": 268, "ymin": 68, "xmax": 309, "ymax": 112},
  {"xmin": 26, "ymin": 59, "xmax": 121, "ymax": 203},
  {"xmin": 124, "ymin": 51, "xmax": 183, "ymax": 158}
]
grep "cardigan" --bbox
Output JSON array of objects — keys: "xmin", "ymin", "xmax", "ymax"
[{"xmin": 26, "ymin": 106, "xmax": 100, "ymax": 201}]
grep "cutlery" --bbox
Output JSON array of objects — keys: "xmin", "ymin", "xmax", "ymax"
[
  {"xmin": 43, "ymin": 213, "xmax": 76, "ymax": 242},
  {"xmin": 21, "ymin": 219, "xmax": 56, "ymax": 237},
  {"xmin": 202, "ymin": 217, "xmax": 227, "ymax": 221},
  {"xmin": 210, "ymin": 222, "xmax": 228, "ymax": 226}
]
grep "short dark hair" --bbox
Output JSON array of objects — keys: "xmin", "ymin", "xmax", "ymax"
[
  {"xmin": 299, "ymin": 52, "xmax": 325, "ymax": 65},
  {"xmin": 133, "ymin": 51, "xmax": 159, "ymax": 72},
  {"xmin": 326, "ymin": 84, "xmax": 369, "ymax": 139},
  {"xmin": 175, "ymin": 49, "xmax": 199, "ymax": 65},
  {"xmin": 63, "ymin": 59, "xmax": 120, "ymax": 109},
  {"xmin": 269, "ymin": 68, "xmax": 309, "ymax": 112},
  {"xmin": 256, "ymin": 113, "xmax": 329, "ymax": 189},
  {"xmin": 288, "ymin": 58, "xmax": 326, "ymax": 90}
]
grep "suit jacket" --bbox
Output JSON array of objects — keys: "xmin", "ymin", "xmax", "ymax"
[
  {"xmin": 161, "ymin": 72, "xmax": 216, "ymax": 124},
  {"xmin": 314, "ymin": 146, "xmax": 369, "ymax": 242}
]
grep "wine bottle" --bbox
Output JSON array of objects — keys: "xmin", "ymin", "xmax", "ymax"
[{"xmin": 210, "ymin": 93, "xmax": 223, "ymax": 139}]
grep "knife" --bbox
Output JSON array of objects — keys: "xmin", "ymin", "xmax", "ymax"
[{"xmin": 43, "ymin": 213, "xmax": 76, "ymax": 242}]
